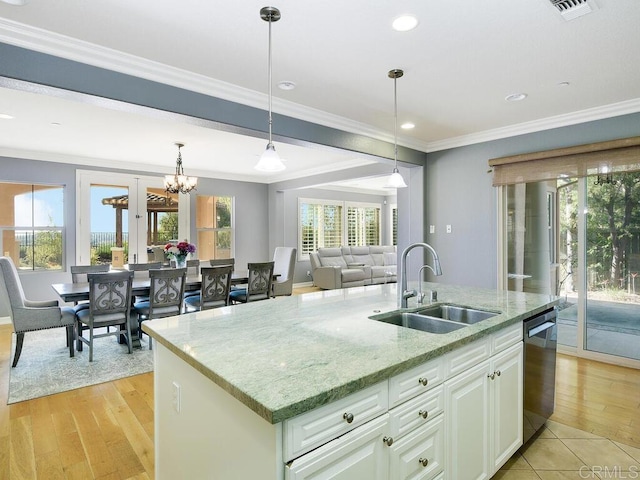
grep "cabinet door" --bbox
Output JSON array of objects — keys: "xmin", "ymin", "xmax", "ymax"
[
  {"xmin": 389, "ymin": 415, "xmax": 444, "ymax": 480},
  {"xmin": 444, "ymin": 360, "xmax": 490, "ymax": 480},
  {"xmin": 286, "ymin": 414, "xmax": 389, "ymax": 480},
  {"xmin": 490, "ymin": 342, "xmax": 523, "ymax": 473}
]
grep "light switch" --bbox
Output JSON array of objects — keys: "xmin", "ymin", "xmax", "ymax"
[
  {"xmin": 429, "ymin": 225, "xmax": 435, "ymax": 234},
  {"xmin": 446, "ymin": 225, "xmax": 452, "ymax": 234}
]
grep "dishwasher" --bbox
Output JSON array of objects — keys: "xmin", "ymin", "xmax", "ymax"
[{"xmin": 523, "ymin": 307, "xmax": 557, "ymax": 443}]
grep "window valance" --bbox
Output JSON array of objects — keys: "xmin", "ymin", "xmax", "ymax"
[{"xmin": 488, "ymin": 136, "xmax": 640, "ymax": 186}]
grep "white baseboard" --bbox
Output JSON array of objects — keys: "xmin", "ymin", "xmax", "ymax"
[
  {"xmin": 0, "ymin": 316, "xmax": 11, "ymax": 325},
  {"xmin": 293, "ymin": 281, "xmax": 315, "ymax": 288}
]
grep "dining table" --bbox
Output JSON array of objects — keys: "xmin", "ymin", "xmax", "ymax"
[{"xmin": 51, "ymin": 271, "xmax": 267, "ymax": 349}]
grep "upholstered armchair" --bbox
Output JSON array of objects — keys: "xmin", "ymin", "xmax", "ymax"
[
  {"xmin": 272, "ymin": 247, "xmax": 296, "ymax": 296},
  {"xmin": 0, "ymin": 256, "xmax": 75, "ymax": 367}
]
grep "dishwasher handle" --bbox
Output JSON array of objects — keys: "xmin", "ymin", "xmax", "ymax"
[{"xmin": 528, "ymin": 321, "xmax": 555, "ymax": 338}]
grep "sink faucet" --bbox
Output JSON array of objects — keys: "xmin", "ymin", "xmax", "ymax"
[
  {"xmin": 399, "ymin": 242, "xmax": 442, "ymax": 308},
  {"xmin": 417, "ymin": 265, "xmax": 437, "ymax": 305}
]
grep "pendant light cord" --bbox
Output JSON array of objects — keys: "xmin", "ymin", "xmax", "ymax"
[
  {"xmin": 393, "ymin": 75, "xmax": 398, "ymax": 169},
  {"xmin": 267, "ymin": 16, "xmax": 273, "ymax": 146}
]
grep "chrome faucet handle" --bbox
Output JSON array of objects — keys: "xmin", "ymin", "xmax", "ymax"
[
  {"xmin": 429, "ymin": 290, "xmax": 437, "ymax": 302},
  {"xmin": 416, "ymin": 291, "xmax": 426, "ymax": 305},
  {"xmin": 403, "ymin": 289, "xmax": 417, "ymax": 299}
]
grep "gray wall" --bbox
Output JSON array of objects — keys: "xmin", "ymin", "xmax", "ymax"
[{"xmin": 427, "ymin": 112, "xmax": 640, "ymax": 289}]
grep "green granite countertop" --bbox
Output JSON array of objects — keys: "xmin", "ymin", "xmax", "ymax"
[{"xmin": 142, "ymin": 283, "xmax": 558, "ymax": 424}]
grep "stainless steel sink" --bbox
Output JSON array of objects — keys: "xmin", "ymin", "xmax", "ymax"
[
  {"xmin": 369, "ymin": 311, "xmax": 468, "ymax": 334},
  {"xmin": 416, "ymin": 304, "xmax": 499, "ymax": 324}
]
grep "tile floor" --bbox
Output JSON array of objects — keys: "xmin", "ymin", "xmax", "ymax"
[{"xmin": 496, "ymin": 420, "xmax": 640, "ymax": 479}]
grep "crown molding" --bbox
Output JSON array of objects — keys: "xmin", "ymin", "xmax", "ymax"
[
  {"xmin": 0, "ymin": 18, "xmax": 432, "ymax": 152},
  {"xmin": 1, "ymin": 18, "xmax": 638, "ymax": 156},
  {"xmin": 426, "ymin": 98, "xmax": 640, "ymax": 153}
]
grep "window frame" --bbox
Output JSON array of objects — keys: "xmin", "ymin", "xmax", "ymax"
[
  {"xmin": 0, "ymin": 181, "xmax": 66, "ymax": 272},
  {"xmin": 195, "ymin": 195, "xmax": 235, "ymax": 261}
]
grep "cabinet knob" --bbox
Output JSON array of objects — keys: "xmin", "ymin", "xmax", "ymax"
[
  {"xmin": 487, "ymin": 372, "xmax": 495, "ymax": 380},
  {"xmin": 495, "ymin": 370, "xmax": 501, "ymax": 377},
  {"xmin": 418, "ymin": 409, "xmax": 428, "ymax": 419},
  {"xmin": 419, "ymin": 457, "xmax": 429, "ymax": 467},
  {"xmin": 418, "ymin": 377, "xmax": 428, "ymax": 386},
  {"xmin": 342, "ymin": 412, "xmax": 354, "ymax": 424},
  {"xmin": 382, "ymin": 436, "xmax": 394, "ymax": 447}
]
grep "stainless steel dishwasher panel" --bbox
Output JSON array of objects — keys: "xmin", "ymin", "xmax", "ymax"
[{"xmin": 523, "ymin": 307, "xmax": 557, "ymax": 444}]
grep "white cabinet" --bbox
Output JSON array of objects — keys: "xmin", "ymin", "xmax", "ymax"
[
  {"xmin": 444, "ymin": 342, "xmax": 523, "ymax": 479},
  {"xmin": 389, "ymin": 414, "xmax": 444, "ymax": 480}
]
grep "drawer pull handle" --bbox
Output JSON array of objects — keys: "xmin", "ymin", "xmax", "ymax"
[
  {"xmin": 383, "ymin": 436, "xmax": 394, "ymax": 447},
  {"xmin": 343, "ymin": 412, "xmax": 354, "ymax": 424},
  {"xmin": 418, "ymin": 409, "xmax": 428, "ymax": 419},
  {"xmin": 419, "ymin": 457, "xmax": 429, "ymax": 467},
  {"xmin": 418, "ymin": 377, "xmax": 428, "ymax": 386}
]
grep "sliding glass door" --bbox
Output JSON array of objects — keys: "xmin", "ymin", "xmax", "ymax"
[{"xmin": 503, "ymin": 176, "xmax": 640, "ymax": 366}]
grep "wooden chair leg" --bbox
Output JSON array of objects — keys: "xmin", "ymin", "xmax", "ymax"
[
  {"xmin": 12, "ymin": 332, "xmax": 24, "ymax": 368},
  {"xmin": 89, "ymin": 325, "xmax": 94, "ymax": 362},
  {"xmin": 124, "ymin": 320, "xmax": 133, "ymax": 354}
]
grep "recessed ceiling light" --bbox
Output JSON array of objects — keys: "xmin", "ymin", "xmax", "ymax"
[
  {"xmin": 277, "ymin": 81, "xmax": 296, "ymax": 91},
  {"xmin": 505, "ymin": 93, "xmax": 528, "ymax": 102},
  {"xmin": 50, "ymin": 122, "xmax": 61, "ymax": 126},
  {"xmin": 401, "ymin": 122, "xmax": 415, "ymax": 130},
  {"xmin": 392, "ymin": 15, "xmax": 418, "ymax": 32},
  {"xmin": 0, "ymin": 113, "xmax": 14, "ymax": 119},
  {"xmin": 557, "ymin": 81, "xmax": 571, "ymax": 87},
  {"xmin": 0, "ymin": 0, "xmax": 28, "ymax": 5}
]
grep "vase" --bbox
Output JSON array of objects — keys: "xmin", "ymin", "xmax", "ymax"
[{"xmin": 174, "ymin": 256, "xmax": 187, "ymax": 269}]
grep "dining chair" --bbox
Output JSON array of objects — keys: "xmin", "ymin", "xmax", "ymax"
[
  {"xmin": 180, "ymin": 259, "xmax": 201, "ymax": 298},
  {"xmin": 209, "ymin": 258, "xmax": 235, "ymax": 269},
  {"xmin": 184, "ymin": 265, "xmax": 233, "ymax": 312},
  {"xmin": 229, "ymin": 262, "xmax": 274, "ymax": 304},
  {"xmin": 0, "ymin": 256, "xmax": 76, "ymax": 367},
  {"xmin": 272, "ymin": 247, "xmax": 297, "ymax": 296},
  {"xmin": 70, "ymin": 264, "xmax": 111, "ymax": 313},
  {"xmin": 127, "ymin": 262, "xmax": 163, "ymax": 302},
  {"xmin": 75, "ymin": 270, "xmax": 134, "ymax": 362},
  {"xmin": 133, "ymin": 268, "xmax": 187, "ymax": 349}
]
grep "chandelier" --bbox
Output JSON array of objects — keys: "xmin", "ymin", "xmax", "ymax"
[
  {"xmin": 164, "ymin": 143, "xmax": 197, "ymax": 194},
  {"xmin": 594, "ymin": 166, "xmax": 617, "ymax": 186}
]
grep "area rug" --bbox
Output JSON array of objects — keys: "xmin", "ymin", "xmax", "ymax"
[{"xmin": 7, "ymin": 328, "xmax": 153, "ymax": 404}]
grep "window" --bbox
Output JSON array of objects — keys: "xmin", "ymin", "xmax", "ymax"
[
  {"xmin": 299, "ymin": 200, "xmax": 343, "ymax": 257},
  {"xmin": 0, "ymin": 182, "xmax": 65, "ymax": 271},
  {"xmin": 298, "ymin": 198, "xmax": 382, "ymax": 259},
  {"xmin": 196, "ymin": 195, "xmax": 234, "ymax": 260},
  {"xmin": 347, "ymin": 204, "xmax": 381, "ymax": 246}
]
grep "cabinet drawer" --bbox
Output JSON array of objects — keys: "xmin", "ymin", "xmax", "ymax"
[
  {"xmin": 285, "ymin": 414, "xmax": 389, "ymax": 480},
  {"xmin": 389, "ymin": 385, "xmax": 444, "ymax": 439},
  {"xmin": 491, "ymin": 321, "xmax": 522, "ymax": 353},
  {"xmin": 389, "ymin": 357, "xmax": 444, "ymax": 409},
  {"xmin": 283, "ymin": 381, "xmax": 388, "ymax": 462},
  {"xmin": 390, "ymin": 414, "xmax": 444, "ymax": 480},
  {"xmin": 445, "ymin": 336, "xmax": 490, "ymax": 378}
]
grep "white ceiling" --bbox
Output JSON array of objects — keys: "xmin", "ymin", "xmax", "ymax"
[{"xmin": 0, "ymin": 0, "xmax": 639, "ymax": 190}]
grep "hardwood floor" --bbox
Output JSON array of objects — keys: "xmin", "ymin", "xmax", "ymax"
[{"xmin": 1, "ymin": 287, "xmax": 638, "ymax": 478}]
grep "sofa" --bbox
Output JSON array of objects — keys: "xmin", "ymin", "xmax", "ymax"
[{"xmin": 309, "ymin": 246, "xmax": 397, "ymax": 290}]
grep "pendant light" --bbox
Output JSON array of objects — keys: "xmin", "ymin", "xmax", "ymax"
[
  {"xmin": 255, "ymin": 6, "xmax": 286, "ymax": 172},
  {"xmin": 164, "ymin": 143, "xmax": 197, "ymax": 194},
  {"xmin": 385, "ymin": 69, "xmax": 408, "ymax": 189}
]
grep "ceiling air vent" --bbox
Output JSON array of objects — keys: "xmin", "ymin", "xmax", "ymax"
[{"xmin": 549, "ymin": 0, "xmax": 598, "ymax": 20}]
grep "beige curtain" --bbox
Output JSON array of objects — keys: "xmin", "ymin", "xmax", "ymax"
[{"xmin": 489, "ymin": 136, "xmax": 640, "ymax": 186}]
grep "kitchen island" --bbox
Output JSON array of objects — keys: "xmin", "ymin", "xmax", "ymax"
[{"xmin": 142, "ymin": 283, "xmax": 558, "ymax": 479}]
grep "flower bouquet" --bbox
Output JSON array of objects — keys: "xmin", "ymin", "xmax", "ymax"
[{"xmin": 164, "ymin": 240, "xmax": 196, "ymax": 268}]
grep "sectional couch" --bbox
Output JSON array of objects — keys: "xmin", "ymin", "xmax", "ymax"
[{"xmin": 309, "ymin": 246, "xmax": 397, "ymax": 290}]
